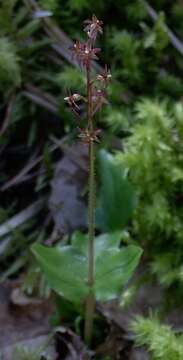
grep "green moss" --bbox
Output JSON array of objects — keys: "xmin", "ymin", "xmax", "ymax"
[{"xmin": 131, "ymin": 316, "xmax": 183, "ymax": 360}]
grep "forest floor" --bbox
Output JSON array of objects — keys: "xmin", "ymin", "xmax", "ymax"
[{"xmin": 1, "ymin": 277, "xmax": 183, "ymax": 359}]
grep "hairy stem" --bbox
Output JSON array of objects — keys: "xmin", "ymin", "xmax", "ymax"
[{"xmin": 84, "ymin": 63, "xmax": 96, "ymax": 345}]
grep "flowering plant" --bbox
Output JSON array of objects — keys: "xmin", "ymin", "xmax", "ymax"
[{"xmin": 32, "ymin": 15, "xmax": 142, "ymax": 346}]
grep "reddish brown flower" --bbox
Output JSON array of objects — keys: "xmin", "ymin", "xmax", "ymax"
[
  {"xmin": 64, "ymin": 91, "xmax": 85, "ymax": 121},
  {"xmin": 70, "ymin": 40, "xmax": 100, "ymax": 66},
  {"xmin": 70, "ymin": 40, "xmax": 84, "ymax": 64},
  {"xmin": 77, "ymin": 127, "xmax": 102, "ymax": 143},
  {"xmin": 92, "ymin": 88, "xmax": 108, "ymax": 114},
  {"xmin": 64, "ymin": 92, "xmax": 82, "ymax": 109},
  {"xmin": 97, "ymin": 65, "xmax": 112, "ymax": 86},
  {"xmin": 84, "ymin": 15, "xmax": 103, "ymax": 41}
]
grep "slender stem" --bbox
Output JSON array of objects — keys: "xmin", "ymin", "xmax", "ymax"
[
  {"xmin": 87, "ymin": 61, "xmax": 93, "ymax": 133},
  {"xmin": 84, "ymin": 62, "xmax": 96, "ymax": 345}
]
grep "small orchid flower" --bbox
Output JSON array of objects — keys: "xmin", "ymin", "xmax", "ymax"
[
  {"xmin": 77, "ymin": 127, "xmax": 102, "ymax": 143},
  {"xmin": 70, "ymin": 41, "xmax": 100, "ymax": 66},
  {"xmin": 97, "ymin": 65, "xmax": 112, "ymax": 86},
  {"xmin": 84, "ymin": 15, "xmax": 103, "ymax": 41},
  {"xmin": 92, "ymin": 89, "xmax": 108, "ymax": 114},
  {"xmin": 64, "ymin": 92, "xmax": 82, "ymax": 110}
]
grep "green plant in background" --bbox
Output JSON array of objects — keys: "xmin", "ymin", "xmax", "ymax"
[
  {"xmin": 115, "ymin": 99, "xmax": 183, "ymax": 293},
  {"xmin": 131, "ymin": 315, "xmax": 183, "ymax": 360},
  {"xmin": 0, "ymin": 37, "xmax": 21, "ymax": 90},
  {"xmin": 32, "ymin": 16, "xmax": 142, "ymax": 345}
]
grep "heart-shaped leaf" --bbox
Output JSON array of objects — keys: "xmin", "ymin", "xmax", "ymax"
[
  {"xmin": 94, "ymin": 245, "xmax": 142, "ymax": 301},
  {"xmin": 96, "ymin": 150, "xmax": 136, "ymax": 231},
  {"xmin": 32, "ymin": 244, "xmax": 88, "ymax": 303}
]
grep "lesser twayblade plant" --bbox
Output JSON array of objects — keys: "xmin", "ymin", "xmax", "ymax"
[
  {"xmin": 64, "ymin": 15, "xmax": 111, "ymax": 343},
  {"xmin": 32, "ymin": 15, "xmax": 142, "ymax": 346}
]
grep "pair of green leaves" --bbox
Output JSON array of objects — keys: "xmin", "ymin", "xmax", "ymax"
[
  {"xmin": 32, "ymin": 232, "xmax": 142, "ymax": 304},
  {"xmin": 32, "ymin": 150, "xmax": 142, "ymax": 304}
]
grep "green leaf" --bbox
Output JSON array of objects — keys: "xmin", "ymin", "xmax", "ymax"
[
  {"xmin": 94, "ymin": 245, "xmax": 142, "ymax": 301},
  {"xmin": 32, "ymin": 244, "xmax": 88, "ymax": 303},
  {"xmin": 71, "ymin": 231, "xmax": 87, "ymax": 255},
  {"xmin": 72, "ymin": 230, "xmax": 122, "ymax": 256},
  {"xmin": 97, "ymin": 150, "xmax": 136, "ymax": 231},
  {"xmin": 94, "ymin": 232, "xmax": 122, "ymax": 255},
  {"xmin": 32, "ymin": 238, "xmax": 142, "ymax": 304}
]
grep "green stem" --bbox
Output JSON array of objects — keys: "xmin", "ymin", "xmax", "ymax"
[{"xmin": 84, "ymin": 63, "xmax": 96, "ymax": 345}]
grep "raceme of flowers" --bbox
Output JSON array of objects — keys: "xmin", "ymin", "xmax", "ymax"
[{"xmin": 64, "ymin": 15, "xmax": 111, "ymax": 144}]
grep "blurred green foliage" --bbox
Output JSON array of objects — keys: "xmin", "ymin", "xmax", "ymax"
[
  {"xmin": 0, "ymin": 37, "xmax": 21, "ymax": 89},
  {"xmin": 115, "ymin": 100, "xmax": 183, "ymax": 290}
]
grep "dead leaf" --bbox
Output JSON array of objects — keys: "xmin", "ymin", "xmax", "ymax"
[
  {"xmin": 55, "ymin": 326, "xmax": 92, "ymax": 360},
  {"xmin": 0, "ymin": 282, "xmax": 53, "ymax": 356},
  {"xmin": 130, "ymin": 347, "xmax": 149, "ymax": 360},
  {"xmin": 49, "ymin": 142, "xmax": 88, "ymax": 234},
  {"xmin": 1, "ymin": 335, "xmax": 56, "ymax": 360},
  {"xmin": 11, "ymin": 287, "xmax": 42, "ymax": 306},
  {"xmin": 95, "ymin": 322, "xmax": 128, "ymax": 359}
]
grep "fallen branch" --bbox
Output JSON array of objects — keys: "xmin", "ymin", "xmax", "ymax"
[
  {"xmin": 0, "ymin": 94, "xmax": 16, "ymax": 136},
  {"xmin": 23, "ymin": 84, "xmax": 58, "ymax": 113},
  {"xmin": 0, "ymin": 199, "xmax": 45, "ymax": 237}
]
